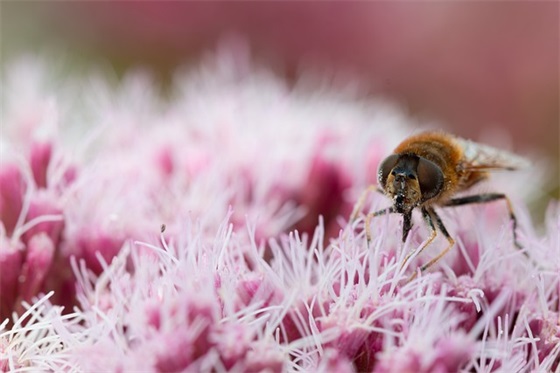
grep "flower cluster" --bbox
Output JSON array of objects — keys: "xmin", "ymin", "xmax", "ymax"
[{"xmin": 1, "ymin": 54, "xmax": 558, "ymax": 372}]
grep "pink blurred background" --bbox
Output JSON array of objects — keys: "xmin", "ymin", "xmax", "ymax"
[{"xmin": 2, "ymin": 2, "xmax": 558, "ymax": 203}]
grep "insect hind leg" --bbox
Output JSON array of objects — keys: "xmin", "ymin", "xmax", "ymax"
[{"xmin": 443, "ymin": 193, "xmax": 521, "ymax": 249}]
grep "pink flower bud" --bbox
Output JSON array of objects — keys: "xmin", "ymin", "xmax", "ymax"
[
  {"xmin": 0, "ymin": 238, "xmax": 24, "ymax": 321},
  {"xmin": 0, "ymin": 164, "xmax": 26, "ymax": 236},
  {"xmin": 29, "ymin": 141, "xmax": 52, "ymax": 189},
  {"xmin": 21, "ymin": 192, "xmax": 64, "ymax": 247},
  {"xmin": 16, "ymin": 233, "xmax": 55, "ymax": 309}
]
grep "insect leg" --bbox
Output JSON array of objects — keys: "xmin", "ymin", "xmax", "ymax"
[
  {"xmin": 402, "ymin": 211, "xmax": 413, "ymax": 243},
  {"xmin": 401, "ymin": 207, "xmax": 436, "ymax": 270},
  {"xmin": 419, "ymin": 208, "xmax": 455, "ymax": 273},
  {"xmin": 349, "ymin": 185, "xmax": 384, "ymax": 223},
  {"xmin": 443, "ymin": 193, "xmax": 521, "ymax": 249},
  {"xmin": 365, "ymin": 206, "xmax": 396, "ymax": 243}
]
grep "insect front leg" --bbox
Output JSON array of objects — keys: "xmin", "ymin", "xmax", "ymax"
[
  {"xmin": 401, "ymin": 208, "xmax": 436, "ymax": 270},
  {"xmin": 364, "ymin": 207, "xmax": 396, "ymax": 244},
  {"xmin": 407, "ymin": 208, "xmax": 455, "ymax": 282},
  {"xmin": 419, "ymin": 208, "xmax": 455, "ymax": 272},
  {"xmin": 402, "ymin": 211, "xmax": 412, "ymax": 243},
  {"xmin": 349, "ymin": 185, "xmax": 385, "ymax": 223},
  {"xmin": 443, "ymin": 193, "xmax": 521, "ymax": 249}
]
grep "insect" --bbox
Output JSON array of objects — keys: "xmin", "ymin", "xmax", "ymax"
[{"xmin": 350, "ymin": 131, "xmax": 527, "ymax": 278}]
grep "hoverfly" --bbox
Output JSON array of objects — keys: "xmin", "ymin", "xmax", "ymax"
[{"xmin": 350, "ymin": 131, "xmax": 528, "ymax": 278}]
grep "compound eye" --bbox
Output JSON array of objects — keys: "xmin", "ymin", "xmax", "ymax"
[
  {"xmin": 417, "ymin": 157, "xmax": 444, "ymax": 201},
  {"xmin": 377, "ymin": 154, "xmax": 400, "ymax": 188}
]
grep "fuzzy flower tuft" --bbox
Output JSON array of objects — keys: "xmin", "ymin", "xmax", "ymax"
[{"xmin": 1, "ymin": 53, "xmax": 559, "ymax": 372}]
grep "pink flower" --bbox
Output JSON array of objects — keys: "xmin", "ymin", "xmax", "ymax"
[{"xmin": 1, "ymin": 54, "xmax": 558, "ymax": 372}]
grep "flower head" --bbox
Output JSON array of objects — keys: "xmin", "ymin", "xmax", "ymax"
[{"xmin": 1, "ymin": 53, "xmax": 558, "ymax": 372}]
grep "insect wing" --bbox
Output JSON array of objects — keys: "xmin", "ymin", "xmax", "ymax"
[{"xmin": 455, "ymin": 137, "xmax": 530, "ymax": 171}]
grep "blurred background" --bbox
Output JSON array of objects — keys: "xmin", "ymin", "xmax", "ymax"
[{"xmin": 2, "ymin": 2, "xmax": 558, "ymax": 211}]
